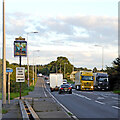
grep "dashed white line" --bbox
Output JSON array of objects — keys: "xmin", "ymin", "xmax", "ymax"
[
  {"xmin": 112, "ymin": 106, "xmax": 120, "ymax": 110},
  {"xmin": 95, "ymin": 100, "xmax": 105, "ymax": 105},
  {"xmin": 73, "ymin": 93, "xmax": 91, "ymax": 100},
  {"xmin": 84, "ymin": 97, "xmax": 91, "ymax": 100},
  {"xmin": 112, "ymin": 97, "xmax": 118, "ymax": 100}
]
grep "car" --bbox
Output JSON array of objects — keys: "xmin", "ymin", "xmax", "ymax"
[
  {"xmin": 63, "ymin": 79, "xmax": 67, "ymax": 84},
  {"xmin": 59, "ymin": 84, "xmax": 72, "ymax": 94},
  {"xmin": 46, "ymin": 80, "xmax": 50, "ymax": 85}
]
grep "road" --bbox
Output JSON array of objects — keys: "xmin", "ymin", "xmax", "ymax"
[{"xmin": 44, "ymin": 79, "xmax": 120, "ymax": 119}]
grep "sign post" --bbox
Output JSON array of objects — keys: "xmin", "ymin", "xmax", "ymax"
[
  {"xmin": 14, "ymin": 36, "xmax": 27, "ymax": 99},
  {"xmin": 6, "ymin": 68, "xmax": 13, "ymax": 104}
]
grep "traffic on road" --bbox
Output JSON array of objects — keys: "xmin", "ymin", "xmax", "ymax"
[{"xmin": 40, "ymin": 72, "xmax": 120, "ymax": 119}]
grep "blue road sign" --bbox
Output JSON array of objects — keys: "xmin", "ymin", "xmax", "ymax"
[{"xmin": 6, "ymin": 68, "xmax": 13, "ymax": 73}]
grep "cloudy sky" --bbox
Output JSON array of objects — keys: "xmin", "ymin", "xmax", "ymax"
[{"xmin": 0, "ymin": 0, "xmax": 119, "ymax": 70}]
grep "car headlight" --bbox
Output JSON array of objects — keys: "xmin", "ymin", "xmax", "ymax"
[
  {"xmin": 82, "ymin": 86, "xmax": 84, "ymax": 88},
  {"xmin": 98, "ymin": 86, "xmax": 100, "ymax": 88},
  {"xmin": 91, "ymin": 86, "xmax": 93, "ymax": 88}
]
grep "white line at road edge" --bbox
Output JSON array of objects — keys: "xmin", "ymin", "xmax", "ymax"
[
  {"xmin": 73, "ymin": 92, "xmax": 91, "ymax": 100},
  {"xmin": 95, "ymin": 100, "xmax": 105, "ymax": 105},
  {"xmin": 42, "ymin": 84, "xmax": 47, "ymax": 97},
  {"xmin": 45, "ymin": 88, "xmax": 79, "ymax": 120},
  {"xmin": 112, "ymin": 106, "xmax": 120, "ymax": 110}
]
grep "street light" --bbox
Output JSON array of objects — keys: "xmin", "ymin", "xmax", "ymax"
[
  {"xmin": 2, "ymin": 0, "xmax": 6, "ymax": 104},
  {"xmin": 32, "ymin": 50, "xmax": 40, "ymax": 85},
  {"xmin": 27, "ymin": 32, "xmax": 38, "ymax": 87},
  {"xmin": 94, "ymin": 45, "xmax": 104, "ymax": 70}
]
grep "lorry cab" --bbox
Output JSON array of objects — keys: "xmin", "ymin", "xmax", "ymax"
[
  {"xmin": 75, "ymin": 71, "xmax": 94, "ymax": 91},
  {"xmin": 94, "ymin": 73, "xmax": 109, "ymax": 90}
]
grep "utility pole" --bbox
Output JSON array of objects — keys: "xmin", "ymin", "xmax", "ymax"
[
  {"xmin": 60, "ymin": 63, "xmax": 61, "ymax": 73},
  {"xmin": 2, "ymin": 0, "xmax": 6, "ymax": 104},
  {"xmin": 64, "ymin": 63, "xmax": 68, "ymax": 78},
  {"xmin": 33, "ymin": 58, "xmax": 34, "ymax": 86}
]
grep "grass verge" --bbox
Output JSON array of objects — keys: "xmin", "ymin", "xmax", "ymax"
[
  {"xmin": 0, "ymin": 93, "xmax": 2, "ymax": 100},
  {"xmin": 113, "ymin": 90, "xmax": 120, "ymax": 94},
  {"xmin": 9, "ymin": 85, "xmax": 34, "ymax": 100},
  {"xmin": 2, "ymin": 109, "xmax": 8, "ymax": 114}
]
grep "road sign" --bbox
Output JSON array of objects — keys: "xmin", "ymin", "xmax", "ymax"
[
  {"xmin": 14, "ymin": 40, "xmax": 27, "ymax": 57},
  {"xmin": 6, "ymin": 68, "xmax": 13, "ymax": 73},
  {"xmin": 16, "ymin": 67, "xmax": 25, "ymax": 82}
]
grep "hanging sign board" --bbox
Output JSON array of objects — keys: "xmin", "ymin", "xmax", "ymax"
[
  {"xmin": 16, "ymin": 67, "xmax": 25, "ymax": 82},
  {"xmin": 14, "ymin": 40, "xmax": 27, "ymax": 57}
]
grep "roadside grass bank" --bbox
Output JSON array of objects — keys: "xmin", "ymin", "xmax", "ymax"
[
  {"xmin": 2, "ymin": 109, "xmax": 8, "ymax": 114},
  {"xmin": 113, "ymin": 90, "xmax": 120, "ymax": 94},
  {"xmin": 8, "ymin": 85, "xmax": 34, "ymax": 100},
  {"xmin": 0, "ymin": 93, "xmax": 2, "ymax": 99}
]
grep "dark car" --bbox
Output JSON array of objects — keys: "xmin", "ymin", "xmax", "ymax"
[{"xmin": 59, "ymin": 84, "xmax": 72, "ymax": 94}]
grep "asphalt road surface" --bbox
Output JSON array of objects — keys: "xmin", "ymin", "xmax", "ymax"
[{"xmin": 45, "ymin": 79, "xmax": 120, "ymax": 119}]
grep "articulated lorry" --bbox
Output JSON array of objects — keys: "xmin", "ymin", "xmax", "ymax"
[
  {"xmin": 75, "ymin": 71, "xmax": 94, "ymax": 90},
  {"xmin": 50, "ymin": 73, "xmax": 63, "ymax": 92},
  {"xmin": 93, "ymin": 72, "xmax": 109, "ymax": 90}
]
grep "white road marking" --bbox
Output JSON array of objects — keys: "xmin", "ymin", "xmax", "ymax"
[
  {"xmin": 112, "ymin": 106, "xmax": 120, "ymax": 110},
  {"xmin": 95, "ymin": 100, "xmax": 105, "ymax": 105},
  {"xmin": 73, "ymin": 93, "xmax": 91, "ymax": 100},
  {"xmin": 72, "ymin": 93, "xmax": 85, "ymax": 98},
  {"xmin": 112, "ymin": 97, "xmax": 118, "ymax": 100},
  {"xmin": 45, "ymin": 88, "xmax": 79, "ymax": 120},
  {"xmin": 97, "ymin": 97, "xmax": 105, "ymax": 100},
  {"xmin": 42, "ymin": 84, "xmax": 47, "ymax": 97}
]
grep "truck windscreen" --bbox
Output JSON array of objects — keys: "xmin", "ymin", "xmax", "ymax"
[
  {"xmin": 81, "ymin": 76, "xmax": 93, "ymax": 81},
  {"xmin": 98, "ymin": 78, "xmax": 108, "ymax": 82}
]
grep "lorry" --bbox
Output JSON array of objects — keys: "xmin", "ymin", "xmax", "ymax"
[
  {"xmin": 75, "ymin": 71, "xmax": 94, "ymax": 90},
  {"xmin": 50, "ymin": 73, "xmax": 63, "ymax": 92},
  {"xmin": 93, "ymin": 72, "xmax": 109, "ymax": 90}
]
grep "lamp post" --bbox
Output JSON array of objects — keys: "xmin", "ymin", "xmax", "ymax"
[
  {"xmin": 94, "ymin": 45, "xmax": 104, "ymax": 70},
  {"xmin": 27, "ymin": 32, "xmax": 38, "ymax": 87},
  {"xmin": 2, "ymin": 0, "xmax": 6, "ymax": 104},
  {"xmin": 32, "ymin": 50, "xmax": 40, "ymax": 85}
]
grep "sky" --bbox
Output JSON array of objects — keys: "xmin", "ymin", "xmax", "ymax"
[{"xmin": 0, "ymin": 0, "xmax": 119, "ymax": 70}]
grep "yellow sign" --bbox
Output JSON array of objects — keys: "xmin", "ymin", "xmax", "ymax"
[{"xmin": 15, "ymin": 36, "xmax": 25, "ymax": 40}]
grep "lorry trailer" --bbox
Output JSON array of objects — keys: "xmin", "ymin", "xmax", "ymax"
[{"xmin": 49, "ymin": 73, "xmax": 63, "ymax": 92}]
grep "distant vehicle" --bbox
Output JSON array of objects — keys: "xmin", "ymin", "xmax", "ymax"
[
  {"xmin": 37, "ymin": 73, "xmax": 43, "ymax": 77},
  {"xmin": 70, "ymin": 83, "xmax": 75, "ymax": 89},
  {"xmin": 63, "ymin": 79, "xmax": 67, "ymax": 84},
  {"xmin": 59, "ymin": 84, "xmax": 72, "ymax": 94},
  {"xmin": 93, "ymin": 72, "xmax": 109, "ymax": 90},
  {"xmin": 50, "ymin": 73, "xmax": 63, "ymax": 92},
  {"xmin": 46, "ymin": 80, "xmax": 50, "ymax": 85},
  {"xmin": 75, "ymin": 71, "xmax": 94, "ymax": 90}
]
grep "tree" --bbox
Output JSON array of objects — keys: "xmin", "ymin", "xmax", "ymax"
[
  {"xmin": 107, "ymin": 58, "xmax": 120, "ymax": 90},
  {"xmin": 93, "ymin": 67, "xmax": 97, "ymax": 73}
]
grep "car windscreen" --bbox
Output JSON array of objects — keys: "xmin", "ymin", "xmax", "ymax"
[{"xmin": 61, "ymin": 85, "xmax": 70, "ymax": 88}]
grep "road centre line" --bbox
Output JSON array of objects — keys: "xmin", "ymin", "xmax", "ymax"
[
  {"xmin": 73, "ymin": 92, "xmax": 91, "ymax": 100},
  {"xmin": 112, "ymin": 106, "xmax": 120, "ymax": 110},
  {"xmin": 95, "ymin": 100, "xmax": 105, "ymax": 105},
  {"xmin": 112, "ymin": 97, "xmax": 118, "ymax": 100}
]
